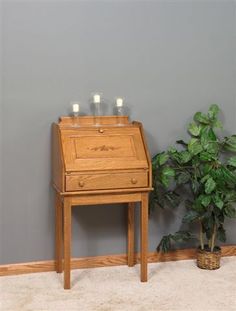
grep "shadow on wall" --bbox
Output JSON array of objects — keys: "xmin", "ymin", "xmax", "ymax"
[
  {"xmin": 72, "ymin": 204, "xmax": 127, "ymax": 256},
  {"xmin": 145, "ymin": 130, "xmax": 159, "ymax": 157}
]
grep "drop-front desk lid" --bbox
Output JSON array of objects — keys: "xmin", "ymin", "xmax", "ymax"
[{"xmin": 58, "ymin": 116, "xmax": 149, "ymax": 172}]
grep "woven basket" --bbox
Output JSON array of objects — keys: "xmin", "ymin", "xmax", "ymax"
[{"xmin": 197, "ymin": 247, "xmax": 221, "ymax": 270}]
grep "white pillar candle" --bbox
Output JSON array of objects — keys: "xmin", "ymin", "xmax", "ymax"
[
  {"xmin": 72, "ymin": 103, "xmax": 80, "ymax": 113},
  {"xmin": 116, "ymin": 98, "xmax": 123, "ymax": 107},
  {"xmin": 93, "ymin": 94, "xmax": 100, "ymax": 103}
]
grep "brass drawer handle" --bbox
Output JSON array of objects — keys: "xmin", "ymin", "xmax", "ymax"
[
  {"xmin": 98, "ymin": 128, "xmax": 104, "ymax": 133},
  {"xmin": 78, "ymin": 181, "xmax": 85, "ymax": 187},
  {"xmin": 131, "ymin": 178, "xmax": 138, "ymax": 184}
]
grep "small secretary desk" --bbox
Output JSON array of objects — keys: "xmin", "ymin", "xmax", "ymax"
[{"xmin": 52, "ymin": 116, "xmax": 152, "ymax": 289}]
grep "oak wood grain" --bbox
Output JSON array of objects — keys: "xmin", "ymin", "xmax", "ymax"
[
  {"xmin": 52, "ymin": 123, "xmax": 65, "ymax": 192},
  {"xmin": 66, "ymin": 172, "xmax": 148, "ymax": 192},
  {"xmin": 70, "ymin": 193, "xmax": 142, "ymax": 206},
  {"xmin": 63, "ymin": 198, "xmax": 71, "ymax": 289},
  {"xmin": 52, "ymin": 116, "xmax": 152, "ymax": 288},
  {"xmin": 140, "ymin": 193, "xmax": 149, "ymax": 282},
  {"xmin": 127, "ymin": 202, "xmax": 135, "ymax": 267},
  {"xmin": 1, "ymin": 246, "xmax": 235, "ymax": 277},
  {"xmin": 55, "ymin": 192, "xmax": 63, "ymax": 273},
  {"xmin": 57, "ymin": 187, "xmax": 153, "ymax": 196},
  {"xmin": 133, "ymin": 121, "xmax": 152, "ymax": 188},
  {"xmin": 59, "ymin": 116, "xmax": 130, "ymax": 126},
  {"xmin": 60, "ymin": 126, "xmax": 149, "ymax": 172}
]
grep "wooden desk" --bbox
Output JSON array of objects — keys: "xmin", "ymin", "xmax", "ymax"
[{"xmin": 52, "ymin": 116, "xmax": 152, "ymax": 289}]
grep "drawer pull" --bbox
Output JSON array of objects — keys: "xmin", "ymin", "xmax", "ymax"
[
  {"xmin": 131, "ymin": 178, "xmax": 138, "ymax": 184},
  {"xmin": 98, "ymin": 128, "xmax": 104, "ymax": 133},
  {"xmin": 78, "ymin": 181, "xmax": 85, "ymax": 187}
]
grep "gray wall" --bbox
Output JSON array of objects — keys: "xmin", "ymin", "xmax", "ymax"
[
  {"xmin": 1, "ymin": 0, "xmax": 236, "ymax": 264},
  {"xmin": 0, "ymin": 0, "xmax": 3, "ymax": 262}
]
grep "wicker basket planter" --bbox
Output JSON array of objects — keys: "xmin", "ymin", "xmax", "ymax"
[{"xmin": 197, "ymin": 246, "xmax": 221, "ymax": 270}]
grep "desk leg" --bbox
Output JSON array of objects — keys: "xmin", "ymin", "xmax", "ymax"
[
  {"xmin": 140, "ymin": 193, "xmax": 148, "ymax": 282},
  {"xmin": 55, "ymin": 192, "xmax": 63, "ymax": 273},
  {"xmin": 127, "ymin": 202, "xmax": 135, "ymax": 267},
  {"xmin": 63, "ymin": 198, "xmax": 71, "ymax": 289}
]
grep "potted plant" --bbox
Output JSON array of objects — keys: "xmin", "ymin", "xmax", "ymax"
[{"xmin": 151, "ymin": 104, "xmax": 236, "ymax": 269}]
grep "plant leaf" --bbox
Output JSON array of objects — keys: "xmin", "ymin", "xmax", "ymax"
[
  {"xmin": 171, "ymin": 151, "xmax": 192, "ymax": 164},
  {"xmin": 203, "ymin": 164, "xmax": 213, "ymax": 175},
  {"xmin": 224, "ymin": 135, "xmax": 236, "ymax": 152},
  {"xmin": 188, "ymin": 122, "xmax": 201, "ymax": 136},
  {"xmin": 208, "ymin": 104, "xmax": 220, "ymax": 120},
  {"xmin": 213, "ymin": 193, "xmax": 224, "ymax": 209},
  {"xmin": 160, "ymin": 175, "xmax": 169, "ymax": 188},
  {"xmin": 179, "ymin": 151, "xmax": 192, "ymax": 163},
  {"xmin": 162, "ymin": 167, "xmax": 175, "ymax": 177},
  {"xmin": 194, "ymin": 112, "xmax": 210, "ymax": 124},
  {"xmin": 160, "ymin": 167, "xmax": 175, "ymax": 188},
  {"xmin": 224, "ymin": 205, "xmax": 236, "ymax": 218},
  {"xmin": 207, "ymin": 142, "xmax": 219, "ymax": 155},
  {"xmin": 200, "ymin": 126, "xmax": 217, "ymax": 150},
  {"xmin": 176, "ymin": 140, "xmax": 188, "ymax": 146},
  {"xmin": 228, "ymin": 156, "xmax": 236, "ymax": 167},
  {"xmin": 201, "ymin": 174, "xmax": 210, "ymax": 183},
  {"xmin": 191, "ymin": 179, "xmax": 200, "ymax": 194},
  {"xmin": 221, "ymin": 167, "xmax": 236, "ymax": 185},
  {"xmin": 152, "ymin": 153, "xmax": 159, "ymax": 169},
  {"xmin": 213, "ymin": 119, "xmax": 223, "ymax": 129},
  {"xmin": 225, "ymin": 191, "xmax": 236, "ymax": 202},
  {"xmin": 157, "ymin": 235, "xmax": 171, "ymax": 253},
  {"xmin": 205, "ymin": 177, "xmax": 216, "ymax": 194},
  {"xmin": 198, "ymin": 194, "xmax": 211, "ymax": 207},
  {"xmin": 182, "ymin": 210, "xmax": 199, "ymax": 223},
  {"xmin": 177, "ymin": 172, "xmax": 190, "ymax": 184},
  {"xmin": 157, "ymin": 153, "xmax": 169, "ymax": 166},
  {"xmin": 165, "ymin": 191, "xmax": 181, "ymax": 208},
  {"xmin": 171, "ymin": 231, "xmax": 193, "ymax": 242},
  {"xmin": 199, "ymin": 151, "xmax": 215, "ymax": 162},
  {"xmin": 168, "ymin": 146, "xmax": 177, "ymax": 154},
  {"xmin": 188, "ymin": 138, "xmax": 203, "ymax": 155}
]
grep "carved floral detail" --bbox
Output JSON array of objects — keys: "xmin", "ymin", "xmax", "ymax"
[{"xmin": 89, "ymin": 145, "xmax": 120, "ymax": 152}]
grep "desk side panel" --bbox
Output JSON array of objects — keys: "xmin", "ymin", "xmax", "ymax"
[
  {"xmin": 52, "ymin": 123, "xmax": 65, "ymax": 192},
  {"xmin": 133, "ymin": 121, "xmax": 152, "ymax": 188}
]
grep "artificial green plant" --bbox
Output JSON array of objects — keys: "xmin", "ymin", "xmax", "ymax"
[{"xmin": 151, "ymin": 104, "xmax": 236, "ymax": 253}]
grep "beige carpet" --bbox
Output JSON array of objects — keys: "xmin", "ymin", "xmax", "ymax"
[{"xmin": 0, "ymin": 257, "xmax": 236, "ymax": 311}]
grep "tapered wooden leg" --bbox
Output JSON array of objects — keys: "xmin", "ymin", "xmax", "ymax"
[
  {"xmin": 63, "ymin": 198, "xmax": 72, "ymax": 289},
  {"xmin": 55, "ymin": 192, "xmax": 63, "ymax": 273},
  {"xmin": 127, "ymin": 202, "xmax": 135, "ymax": 267},
  {"xmin": 140, "ymin": 193, "xmax": 148, "ymax": 282}
]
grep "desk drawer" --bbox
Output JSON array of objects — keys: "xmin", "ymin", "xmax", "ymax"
[{"xmin": 65, "ymin": 172, "xmax": 148, "ymax": 191}]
